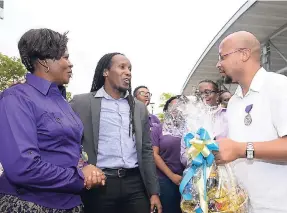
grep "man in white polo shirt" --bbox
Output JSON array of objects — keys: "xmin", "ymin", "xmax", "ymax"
[{"xmin": 215, "ymin": 31, "xmax": 287, "ymax": 213}]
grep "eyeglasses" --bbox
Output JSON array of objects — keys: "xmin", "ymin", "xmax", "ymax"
[
  {"xmin": 196, "ymin": 90, "xmax": 217, "ymax": 97},
  {"xmin": 218, "ymin": 48, "xmax": 249, "ymax": 61},
  {"xmin": 138, "ymin": 91, "xmax": 152, "ymax": 98}
]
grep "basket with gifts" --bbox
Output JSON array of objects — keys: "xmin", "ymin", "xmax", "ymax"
[
  {"xmin": 179, "ymin": 128, "xmax": 248, "ymax": 213},
  {"xmin": 175, "ymin": 96, "xmax": 248, "ymax": 213}
]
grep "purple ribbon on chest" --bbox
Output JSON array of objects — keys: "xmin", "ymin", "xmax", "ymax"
[
  {"xmin": 245, "ymin": 104, "xmax": 253, "ymax": 114},
  {"xmin": 244, "ymin": 104, "xmax": 253, "ymax": 126}
]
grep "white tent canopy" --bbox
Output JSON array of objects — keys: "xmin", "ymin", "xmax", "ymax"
[{"xmin": 181, "ymin": 0, "xmax": 287, "ymax": 95}]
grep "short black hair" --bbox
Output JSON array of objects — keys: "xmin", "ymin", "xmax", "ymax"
[
  {"xmin": 133, "ymin": 85, "xmax": 148, "ymax": 97},
  {"xmin": 18, "ymin": 28, "xmax": 68, "ymax": 73},
  {"xmin": 90, "ymin": 53, "xmax": 135, "ymax": 137},
  {"xmin": 163, "ymin": 95, "xmax": 181, "ymax": 112},
  {"xmin": 198, "ymin": 80, "xmax": 219, "ymax": 93}
]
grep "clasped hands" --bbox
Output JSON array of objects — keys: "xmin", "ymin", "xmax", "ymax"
[{"xmin": 82, "ymin": 164, "xmax": 106, "ymax": 190}]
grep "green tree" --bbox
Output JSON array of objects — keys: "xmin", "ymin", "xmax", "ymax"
[
  {"xmin": 0, "ymin": 53, "xmax": 27, "ymax": 92},
  {"xmin": 157, "ymin": 92, "xmax": 175, "ymax": 122},
  {"xmin": 66, "ymin": 90, "xmax": 72, "ymax": 102},
  {"xmin": 65, "ymin": 86, "xmax": 73, "ymax": 102}
]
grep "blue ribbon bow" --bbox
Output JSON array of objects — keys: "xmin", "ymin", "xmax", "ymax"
[{"xmin": 179, "ymin": 128, "xmax": 219, "ymax": 213}]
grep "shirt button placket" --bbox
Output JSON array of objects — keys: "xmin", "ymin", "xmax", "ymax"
[
  {"xmin": 117, "ymin": 101, "xmax": 124, "ymax": 167},
  {"xmin": 119, "ymin": 100, "xmax": 126, "ymax": 166}
]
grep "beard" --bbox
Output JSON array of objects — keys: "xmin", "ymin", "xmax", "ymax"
[
  {"xmin": 117, "ymin": 85, "xmax": 130, "ymax": 97},
  {"xmin": 118, "ymin": 86, "xmax": 128, "ymax": 93},
  {"xmin": 223, "ymin": 75, "xmax": 234, "ymax": 84}
]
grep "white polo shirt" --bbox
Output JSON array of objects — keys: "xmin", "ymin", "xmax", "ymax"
[{"xmin": 227, "ymin": 67, "xmax": 287, "ymax": 213}]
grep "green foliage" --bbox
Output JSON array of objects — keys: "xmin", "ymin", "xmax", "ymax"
[
  {"xmin": 0, "ymin": 53, "xmax": 27, "ymax": 92},
  {"xmin": 157, "ymin": 92, "xmax": 175, "ymax": 122},
  {"xmin": 158, "ymin": 92, "xmax": 174, "ymax": 108},
  {"xmin": 66, "ymin": 87, "xmax": 72, "ymax": 102},
  {"xmin": 157, "ymin": 113, "xmax": 164, "ymax": 123}
]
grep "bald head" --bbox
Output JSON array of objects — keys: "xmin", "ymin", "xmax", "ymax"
[
  {"xmin": 216, "ymin": 31, "xmax": 262, "ymax": 85},
  {"xmin": 220, "ymin": 31, "xmax": 261, "ymax": 61}
]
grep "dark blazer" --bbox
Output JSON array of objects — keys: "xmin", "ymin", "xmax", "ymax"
[{"xmin": 70, "ymin": 92, "xmax": 160, "ymax": 196}]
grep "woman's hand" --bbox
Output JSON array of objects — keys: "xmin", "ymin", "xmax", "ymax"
[
  {"xmin": 170, "ymin": 174, "xmax": 182, "ymax": 185},
  {"xmin": 82, "ymin": 164, "xmax": 106, "ymax": 189}
]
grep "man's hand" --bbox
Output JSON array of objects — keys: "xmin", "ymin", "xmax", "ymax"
[
  {"xmin": 82, "ymin": 164, "xmax": 106, "ymax": 189},
  {"xmin": 150, "ymin": 195, "xmax": 162, "ymax": 213},
  {"xmin": 170, "ymin": 174, "xmax": 182, "ymax": 185},
  {"xmin": 214, "ymin": 138, "xmax": 245, "ymax": 165}
]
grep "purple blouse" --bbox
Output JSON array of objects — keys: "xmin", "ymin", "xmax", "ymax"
[
  {"xmin": 0, "ymin": 74, "xmax": 84, "ymax": 209},
  {"xmin": 149, "ymin": 114, "xmax": 161, "ymax": 127},
  {"xmin": 151, "ymin": 124, "xmax": 184, "ymax": 178}
]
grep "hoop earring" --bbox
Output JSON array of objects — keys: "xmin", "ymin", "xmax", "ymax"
[{"xmin": 45, "ymin": 66, "xmax": 50, "ymax": 73}]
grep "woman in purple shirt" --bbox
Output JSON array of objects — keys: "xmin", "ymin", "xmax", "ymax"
[
  {"xmin": 0, "ymin": 29, "xmax": 105, "ymax": 212},
  {"xmin": 151, "ymin": 96, "xmax": 184, "ymax": 213}
]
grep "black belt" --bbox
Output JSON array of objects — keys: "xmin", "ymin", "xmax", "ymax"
[{"xmin": 102, "ymin": 167, "xmax": 139, "ymax": 178}]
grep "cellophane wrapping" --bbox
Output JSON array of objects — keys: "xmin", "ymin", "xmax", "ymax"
[{"xmin": 173, "ymin": 96, "xmax": 248, "ymax": 213}]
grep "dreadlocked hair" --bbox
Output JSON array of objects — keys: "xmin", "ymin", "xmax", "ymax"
[
  {"xmin": 91, "ymin": 53, "xmax": 135, "ymax": 137},
  {"xmin": 18, "ymin": 28, "xmax": 68, "ymax": 73}
]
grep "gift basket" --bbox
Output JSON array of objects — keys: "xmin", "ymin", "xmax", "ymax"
[{"xmin": 174, "ymin": 96, "xmax": 248, "ymax": 213}]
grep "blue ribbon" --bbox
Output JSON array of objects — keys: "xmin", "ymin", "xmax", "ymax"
[{"xmin": 179, "ymin": 128, "xmax": 219, "ymax": 212}]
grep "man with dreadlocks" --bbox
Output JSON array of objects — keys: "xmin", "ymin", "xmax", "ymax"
[{"xmin": 70, "ymin": 53, "xmax": 162, "ymax": 213}]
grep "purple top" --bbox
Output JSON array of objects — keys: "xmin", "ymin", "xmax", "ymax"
[
  {"xmin": 151, "ymin": 124, "xmax": 184, "ymax": 178},
  {"xmin": 149, "ymin": 114, "xmax": 161, "ymax": 127},
  {"xmin": 0, "ymin": 74, "xmax": 84, "ymax": 209},
  {"xmin": 245, "ymin": 104, "xmax": 253, "ymax": 113}
]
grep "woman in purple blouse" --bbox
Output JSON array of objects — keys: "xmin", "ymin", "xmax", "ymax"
[
  {"xmin": 0, "ymin": 29, "xmax": 105, "ymax": 212},
  {"xmin": 151, "ymin": 96, "xmax": 184, "ymax": 213}
]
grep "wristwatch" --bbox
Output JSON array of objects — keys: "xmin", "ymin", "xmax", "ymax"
[{"xmin": 246, "ymin": 142, "xmax": 254, "ymax": 160}]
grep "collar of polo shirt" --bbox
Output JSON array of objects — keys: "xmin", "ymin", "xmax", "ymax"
[
  {"xmin": 95, "ymin": 86, "xmax": 129, "ymax": 99},
  {"xmin": 234, "ymin": 67, "xmax": 266, "ymax": 98}
]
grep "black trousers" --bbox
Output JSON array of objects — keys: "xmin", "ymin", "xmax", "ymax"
[
  {"xmin": 82, "ymin": 171, "xmax": 150, "ymax": 213},
  {"xmin": 158, "ymin": 177, "xmax": 181, "ymax": 213}
]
